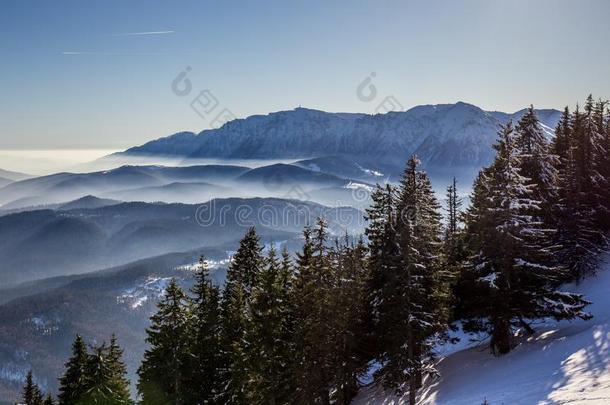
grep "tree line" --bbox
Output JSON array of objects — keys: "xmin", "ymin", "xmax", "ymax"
[{"xmin": 23, "ymin": 95, "xmax": 609, "ymax": 404}]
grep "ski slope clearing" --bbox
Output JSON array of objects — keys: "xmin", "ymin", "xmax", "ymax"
[{"xmin": 355, "ymin": 253, "xmax": 610, "ymax": 404}]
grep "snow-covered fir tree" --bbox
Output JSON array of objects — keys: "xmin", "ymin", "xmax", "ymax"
[
  {"xmin": 514, "ymin": 106, "xmax": 558, "ymax": 223},
  {"xmin": 461, "ymin": 122, "xmax": 591, "ymax": 355},
  {"xmin": 367, "ymin": 156, "xmax": 450, "ymax": 404}
]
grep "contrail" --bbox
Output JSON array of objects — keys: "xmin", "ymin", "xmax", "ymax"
[
  {"xmin": 109, "ymin": 30, "xmax": 174, "ymax": 37},
  {"xmin": 61, "ymin": 51, "xmax": 165, "ymax": 55}
]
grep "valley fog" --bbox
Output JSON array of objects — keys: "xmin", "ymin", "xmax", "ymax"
[{"xmin": 0, "ymin": 149, "xmax": 120, "ymax": 175}]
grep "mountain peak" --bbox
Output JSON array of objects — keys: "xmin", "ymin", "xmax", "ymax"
[
  {"xmin": 293, "ymin": 106, "xmax": 323, "ymax": 113},
  {"xmin": 454, "ymin": 100, "xmax": 478, "ymax": 108}
]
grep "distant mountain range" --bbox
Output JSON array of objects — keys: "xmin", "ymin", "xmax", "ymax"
[
  {"xmin": 119, "ymin": 103, "xmax": 562, "ymax": 172},
  {"xmin": 0, "ymin": 196, "xmax": 363, "ymax": 286},
  {"xmin": 0, "ymin": 162, "xmax": 376, "ymax": 211}
]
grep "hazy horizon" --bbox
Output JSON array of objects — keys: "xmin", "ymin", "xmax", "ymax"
[{"xmin": 0, "ymin": 148, "xmax": 119, "ymax": 174}]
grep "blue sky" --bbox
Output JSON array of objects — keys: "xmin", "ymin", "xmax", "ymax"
[{"xmin": 1, "ymin": 0, "xmax": 609, "ymax": 149}]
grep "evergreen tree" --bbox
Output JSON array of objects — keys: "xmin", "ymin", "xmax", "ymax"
[
  {"xmin": 137, "ymin": 279, "xmax": 191, "ymax": 405},
  {"xmin": 106, "ymin": 335, "xmax": 132, "ymax": 404},
  {"xmin": 291, "ymin": 226, "xmax": 315, "ymax": 404},
  {"xmin": 221, "ymin": 283, "xmax": 250, "ymax": 404},
  {"xmin": 604, "ymin": 101, "xmax": 610, "ymax": 225},
  {"xmin": 366, "ymin": 156, "xmax": 450, "ymax": 403},
  {"xmin": 582, "ymin": 95, "xmax": 608, "ymax": 233},
  {"xmin": 573, "ymin": 103, "xmax": 594, "ymax": 192},
  {"xmin": 43, "ymin": 394, "xmax": 55, "ymax": 405},
  {"xmin": 514, "ymin": 105, "xmax": 558, "ymax": 223},
  {"xmin": 443, "ymin": 177, "xmax": 464, "ymax": 270},
  {"xmin": 592, "ymin": 97, "xmax": 610, "ymax": 230},
  {"xmin": 552, "ymin": 103, "xmax": 604, "ymax": 279},
  {"xmin": 328, "ymin": 237, "xmax": 370, "ymax": 405},
  {"xmin": 184, "ymin": 256, "xmax": 225, "ymax": 405},
  {"xmin": 80, "ymin": 342, "xmax": 132, "ymax": 405},
  {"xmin": 58, "ymin": 335, "xmax": 89, "ymax": 405},
  {"xmin": 462, "ymin": 122, "xmax": 590, "ymax": 355},
  {"xmin": 279, "ymin": 247, "xmax": 296, "ymax": 298},
  {"xmin": 291, "ymin": 226, "xmax": 372, "ymax": 405},
  {"xmin": 220, "ymin": 227, "xmax": 265, "ymax": 403},
  {"xmin": 444, "ymin": 177, "xmax": 462, "ymax": 239},
  {"xmin": 23, "ymin": 370, "xmax": 43, "ymax": 405},
  {"xmin": 443, "ymin": 178, "xmax": 466, "ymax": 320},
  {"xmin": 551, "ymin": 107, "xmax": 572, "ymax": 169},
  {"xmin": 457, "ymin": 169, "xmax": 492, "ymax": 316},
  {"xmin": 365, "ymin": 183, "xmax": 400, "ymax": 358},
  {"xmin": 224, "ymin": 227, "xmax": 264, "ymax": 299},
  {"xmin": 292, "ymin": 220, "xmax": 334, "ymax": 404},
  {"xmin": 279, "ymin": 246, "xmax": 298, "ymax": 385},
  {"xmin": 279, "ymin": 247, "xmax": 298, "ymax": 392},
  {"xmin": 246, "ymin": 247, "xmax": 295, "ymax": 404},
  {"xmin": 398, "ymin": 156, "xmax": 449, "ymax": 402}
]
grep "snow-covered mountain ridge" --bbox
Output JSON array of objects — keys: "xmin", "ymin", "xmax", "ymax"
[{"xmin": 120, "ymin": 103, "xmax": 562, "ymax": 171}]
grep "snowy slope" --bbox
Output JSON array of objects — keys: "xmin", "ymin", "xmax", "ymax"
[{"xmin": 355, "ymin": 253, "xmax": 610, "ymax": 404}]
